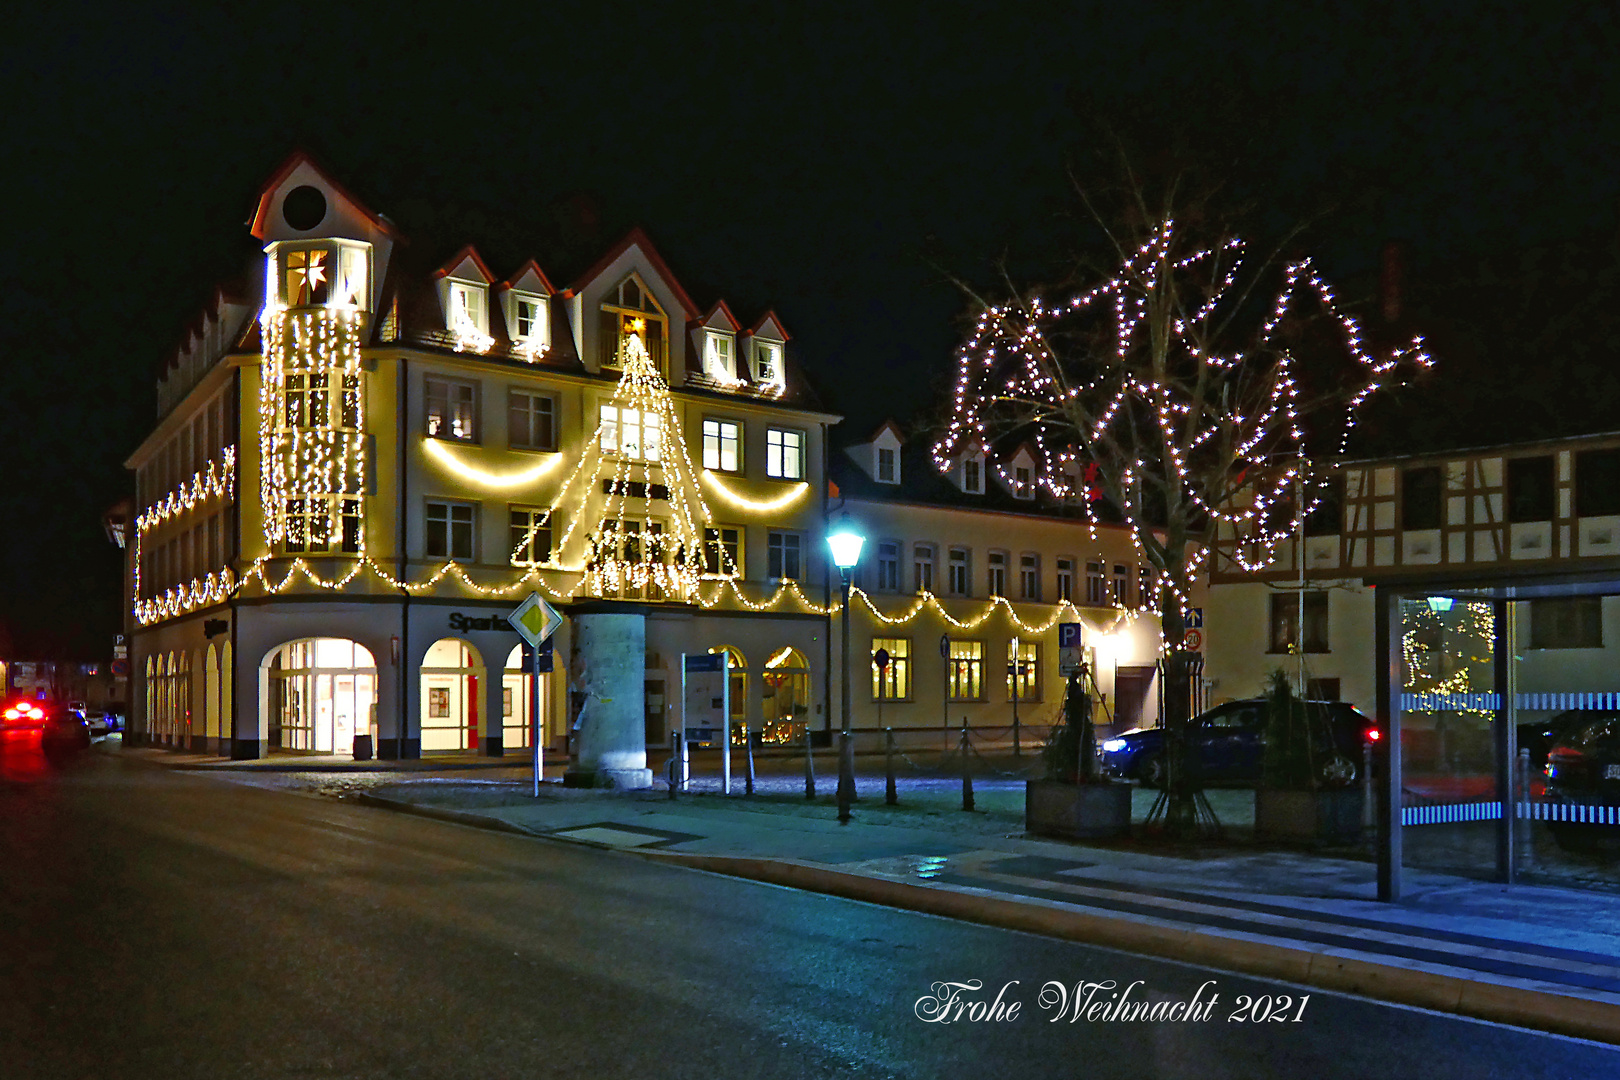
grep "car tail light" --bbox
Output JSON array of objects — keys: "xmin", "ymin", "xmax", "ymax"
[
  {"xmin": 1364, "ymin": 728, "xmax": 1381, "ymax": 742},
  {"xmin": 2, "ymin": 708, "xmax": 18, "ymax": 720}
]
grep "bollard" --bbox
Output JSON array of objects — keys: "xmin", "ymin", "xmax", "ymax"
[
  {"xmin": 1362, "ymin": 740, "xmax": 1375, "ymax": 832},
  {"xmin": 745, "ymin": 723, "xmax": 756, "ymax": 798},
  {"xmin": 1517, "ymin": 747, "xmax": 1533, "ymax": 870},
  {"xmin": 668, "ymin": 729, "xmax": 680, "ymax": 800},
  {"xmin": 961, "ymin": 718, "xmax": 975, "ymax": 812},
  {"xmin": 804, "ymin": 725, "xmax": 816, "ymax": 800},
  {"xmin": 837, "ymin": 730, "xmax": 853, "ymax": 823},
  {"xmin": 680, "ymin": 727, "xmax": 690, "ymax": 791},
  {"xmin": 885, "ymin": 728, "xmax": 898, "ymax": 806}
]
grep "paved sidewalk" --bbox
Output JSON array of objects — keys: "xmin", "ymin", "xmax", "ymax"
[{"xmin": 111, "ymin": 741, "xmax": 1620, "ymax": 1042}]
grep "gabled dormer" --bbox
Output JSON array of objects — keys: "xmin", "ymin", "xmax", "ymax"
[
  {"xmin": 497, "ymin": 260, "xmax": 556, "ymax": 362},
  {"xmin": 847, "ymin": 421, "xmax": 904, "ymax": 486},
  {"xmin": 562, "ymin": 228, "xmax": 700, "ymax": 383},
  {"xmin": 742, "ymin": 311, "xmax": 790, "ymax": 391},
  {"xmin": 251, "ymin": 152, "xmax": 396, "ymax": 317},
  {"xmin": 434, "ymin": 246, "xmax": 497, "ymax": 353},
  {"xmin": 946, "ymin": 447, "xmax": 987, "ymax": 495},
  {"xmin": 691, "ymin": 300, "xmax": 742, "ymax": 384},
  {"xmin": 998, "ymin": 444, "xmax": 1039, "ymax": 500}
]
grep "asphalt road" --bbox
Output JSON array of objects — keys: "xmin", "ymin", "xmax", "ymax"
[{"xmin": 2, "ymin": 741, "xmax": 1617, "ymax": 1079}]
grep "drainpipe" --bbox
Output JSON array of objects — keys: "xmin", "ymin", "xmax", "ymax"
[
  {"xmin": 397, "ymin": 355, "xmax": 412, "ymax": 759},
  {"xmin": 821, "ymin": 421, "xmax": 833, "ymax": 742}
]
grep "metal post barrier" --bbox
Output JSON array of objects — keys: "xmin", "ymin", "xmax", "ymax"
[
  {"xmin": 1362, "ymin": 739, "xmax": 1375, "ymax": 832},
  {"xmin": 961, "ymin": 718, "xmax": 975, "ymax": 812},
  {"xmin": 885, "ymin": 727, "xmax": 898, "ymax": 806},
  {"xmin": 680, "ymin": 728, "xmax": 690, "ymax": 791},
  {"xmin": 804, "ymin": 725, "xmax": 816, "ymax": 800},
  {"xmin": 837, "ymin": 731, "xmax": 853, "ymax": 823},
  {"xmin": 1517, "ymin": 747, "xmax": 1533, "ymax": 871},
  {"xmin": 667, "ymin": 728, "xmax": 680, "ymax": 800},
  {"xmin": 744, "ymin": 722, "xmax": 756, "ymax": 797}
]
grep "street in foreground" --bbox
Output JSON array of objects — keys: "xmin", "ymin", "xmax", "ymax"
[{"xmin": 1, "ymin": 745, "xmax": 1616, "ymax": 1079}]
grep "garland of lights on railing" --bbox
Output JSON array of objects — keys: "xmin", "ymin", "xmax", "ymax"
[
  {"xmin": 132, "ymin": 448, "xmax": 238, "ymax": 623},
  {"xmin": 933, "ymin": 219, "xmax": 1431, "ymax": 612}
]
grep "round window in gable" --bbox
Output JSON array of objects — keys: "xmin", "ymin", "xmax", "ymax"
[{"xmin": 282, "ymin": 185, "xmax": 328, "ymax": 232}]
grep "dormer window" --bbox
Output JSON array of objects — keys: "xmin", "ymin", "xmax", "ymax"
[
  {"xmin": 706, "ymin": 332, "xmax": 737, "ymax": 381},
  {"xmin": 751, "ymin": 340, "xmax": 783, "ymax": 385},
  {"xmin": 601, "ymin": 275, "xmax": 667, "ymax": 372},
  {"xmin": 506, "ymin": 293, "xmax": 549, "ymax": 359},
  {"xmin": 1014, "ymin": 466, "xmax": 1034, "ymax": 499},
  {"xmin": 335, "ymin": 244, "xmax": 368, "ymax": 309},
  {"xmin": 877, "ymin": 446, "xmax": 898, "ymax": 484},
  {"xmin": 447, "ymin": 281, "xmax": 492, "ymax": 352},
  {"xmin": 963, "ymin": 455, "xmax": 984, "ymax": 494}
]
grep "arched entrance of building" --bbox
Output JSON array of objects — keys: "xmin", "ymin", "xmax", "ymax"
[
  {"xmin": 264, "ymin": 639, "xmax": 378, "ymax": 754},
  {"xmin": 144, "ymin": 655, "xmax": 156, "ymax": 743},
  {"xmin": 420, "ymin": 638, "xmax": 485, "ymax": 753},
  {"xmin": 762, "ymin": 646, "xmax": 811, "ymax": 744},
  {"xmin": 503, "ymin": 644, "xmax": 553, "ymax": 752},
  {"xmin": 710, "ymin": 645, "xmax": 748, "ymax": 741},
  {"xmin": 205, "ymin": 644, "xmax": 219, "ymax": 745}
]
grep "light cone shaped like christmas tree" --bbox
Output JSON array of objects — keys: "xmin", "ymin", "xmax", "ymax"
[{"xmin": 516, "ymin": 319, "xmax": 718, "ymax": 599}]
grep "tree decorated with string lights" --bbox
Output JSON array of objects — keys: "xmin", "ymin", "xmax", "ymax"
[{"xmin": 934, "ymin": 182, "xmax": 1429, "ymax": 837}]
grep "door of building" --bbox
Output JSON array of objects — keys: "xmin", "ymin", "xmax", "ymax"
[{"xmin": 1114, "ymin": 665, "xmax": 1156, "ymax": 731}]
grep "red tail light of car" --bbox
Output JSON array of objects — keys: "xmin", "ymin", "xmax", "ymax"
[{"xmin": 1364, "ymin": 727, "xmax": 1381, "ymax": 743}]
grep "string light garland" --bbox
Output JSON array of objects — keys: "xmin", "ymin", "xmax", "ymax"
[
  {"xmin": 933, "ymin": 217, "xmax": 1430, "ymax": 619},
  {"xmin": 423, "ymin": 440, "xmax": 563, "ymax": 488},
  {"xmin": 132, "ymin": 447, "xmax": 238, "ymax": 623},
  {"xmin": 699, "ymin": 472, "xmax": 811, "ymax": 512}
]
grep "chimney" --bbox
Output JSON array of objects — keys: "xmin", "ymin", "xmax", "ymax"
[{"xmin": 1379, "ymin": 240, "xmax": 1405, "ymax": 324}]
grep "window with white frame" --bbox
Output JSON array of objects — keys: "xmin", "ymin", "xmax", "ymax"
[
  {"xmin": 1007, "ymin": 640, "xmax": 1041, "ymax": 701},
  {"xmin": 706, "ymin": 332, "xmax": 736, "ymax": 380},
  {"xmin": 703, "ymin": 526, "xmax": 742, "ymax": 575},
  {"xmin": 509, "ymin": 507, "xmax": 551, "ymax": 565},
  {"xmin": 600, "ymin": 276, "xmax": 666, "ymax": 371},
  {"xmin": 283, "ymin": 247, "xmax": 331, "ymax": 306},
  {"xmin": 600, "ymin": 404, "xmax": 662, "ymax": 461},
  {"xmin": 426, "ymin": 501, "xmax": 476, "ymax": 561},
  {"xmin": 426, "ymin": 378, "xmax": 478, "ymax": 441},
  {"xmin": 751, "ymin": 339, "xmax": 783, "ymax": 384},
  {"xmin": 1056, "ymin": 557, "xmax": 1075, "ymax": 603},
  {"xmin": 767, "ymin": 530, "xmax": 802, "ymax": 580},
  {"xmin": 1019, "ymin": 553, "xmax": 1040, "ymax": 600},
  {"xmin": 963, "ymin": 455, "xmax": 983, "ymax": 494},
  {"xmin": 987, "ymin": 550, "xmax": 1008, "ymax": 597},
  {"xmin": 284, "ymin": 496, "xmax": 361, "ymax": 554},
  {"xmin": 871, "ymin": 637, "xmax": 912, "ymax": 700},
  {"xmin": 875, "ymin": 540, "xmax": 901, "ymax": 591},
  {"xmin": 449, "ymin": 282, "xmax": 486, "ymax": 336},
  {"xmin": 877, "ymin": 446, "xmax": 898, "ymax": 484},
  {"xmin": 511, "ymin": 295, "xmax": 548, "ymax": 351},
  {"xmin": 1014, "ymin": 465, "xmax": 1034, "ymax": 498},
  {"xmin": 1085, "ymin": 561, "xmax": 1106, "ymax": 604},
  {"xmin": 766, "ymin": 428, "xmax": 805, "ymax": 479},
  {"xmin": 1139, "ymin": 566, "xmax": 1155, "ymax": 609},
  {"xmin": 948, "ymin": 640, "xmax": 984, "ymax": 700},
  {"xmin": 913, "ymin": 543, "xmax": 936, "ymax": 594},
  {"xmin": 508, "ymin": 390, "xmax": 556, "ymax": 451},
  {"xmin": 703, "ymin": 418, "xmax": 742, "ymax": 472},
  {"xmin": 1112, "ymin": 564, "xmax": 1129, "ymax": 604},
  {"xmin": 948, "ymin": 547, "xmax": 970, "ymax": 596}
]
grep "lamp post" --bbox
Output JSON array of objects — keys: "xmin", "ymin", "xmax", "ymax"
[{"xmin": 827, "ymin": 520, "xmax": 865, "ymax": 824}]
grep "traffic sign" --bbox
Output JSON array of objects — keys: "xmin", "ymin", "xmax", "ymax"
[
  {"xmin": 1183, "ymin": 628, "xmax": 1203, "ymax": 651},
  {"xmin": 1185, "ymin": 607, "xmax": 1204, "ymax": 629},
  {"xmin": 1058, "ymin": 622, "xmax": 1084, "ymax": 677},
  {"xmin": 508, "ymin": 592, "xmax": 564, "ymax": 647},
  {"xmin": 873, "ymin": 648, "xmax": 891, "ymax": 671},
  {"xmin": 939, "ymin": 634, "xmax": 950, "ymax": 658}
]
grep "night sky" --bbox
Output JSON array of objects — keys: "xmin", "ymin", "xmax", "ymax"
[{"xmin": 2, "ymin": 3, "xmax": 1616, "ymax": 658}]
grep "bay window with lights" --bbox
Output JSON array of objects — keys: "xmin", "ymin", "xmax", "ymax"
[
  {"xmin": 702, "ymin": 418, "xmax": 742, "ymax": 472},
  {"xmin": 766, "ymin": 428, "xmax": 805, "ymax": 479},
  {"xmin": 767, "ymin": 530, "xmax": 802, "ymax": 580},
  {"xmin": 871, "ymin": 637, "xmax": 912, "ymax": 700},
  {"xmin": 284, "ymin": 497, "xmax": 362, "ymax": 555},
  {"xmin": 600, "ymin": 276, "xmax": 666, "ymax": 373},
  {"xmin": 426, "ymin": 378, "xmax": 478, "ymax": 441},
  {"xmin": 508, "ymin": 390, "xmax": 556, "ymax": 451},
  {"xmin": 426, "ymin": 501, "xmax": 476, "ymax": 561},
  {"xmin": 600, "ymin": 404, "xmax": 661, "ymax": 461}
]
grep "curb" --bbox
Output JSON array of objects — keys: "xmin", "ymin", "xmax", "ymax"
[{"xmin": 340, "ymin": 791, "xmax": 1620, "ymax": 1045}]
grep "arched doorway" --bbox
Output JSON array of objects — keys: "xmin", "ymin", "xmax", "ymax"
[
  {"xmin": 265, "ymin": 639, "xmax": 378, "ymax": 754},
  {"xmin": 503, "ymin": 644, "xmax": 554, "ymax": 751},
  {"xmin": 421, "ymin": 638, "xmax": 485, "ymax": 753},
  {"xmin": 144, "ymin": 656, "xmax": 156, "ymax": 743},
  {"xmin": 762, "ymin": 647, "xmax": 811, "ymax": 744},
  {"xmin": 710, "ymin": 645, "xmax": 748, "ymax": 742},
  {"xmin": 205, "ymin": 644, "xmax": 219, "ymax": 745},
  {"xmin": 162, "ymin": 653, "xmax": 176, "ymax": 744}
]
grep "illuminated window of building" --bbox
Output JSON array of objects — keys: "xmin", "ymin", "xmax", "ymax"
[
  {"xmin": 339, "ymin": 374, "xmax": 361, "ymax": 429},
  {"xmin": 913, "ymin": 543, "xmax": 936, "ymax": 594},
  {"xmin": 875, "ymin": 540, "xmax": 900, "ymax": 591},
  {"xmin": 509, "ymin": 390, "xmax": 556, "ymax": 451},
  {"xmin": 509, "ymin": 508, "xmax": 552, "ymax": 565},
  {"xmin": 1007, "ymin": 640, "xmax": 1040, "ymax": 701},
  {"xmin": 948, "ymin": 547, "xmax": 970, "ymax": 596},
  {"xmin": 948, "ymin": 640, "xmax": 984, "ymax": 701},
  {"xmin": 703, "ymin": 419, "xmax": 742, "ymax": 472},
  {"xmin": 987, "ymin": 550, "xmax": 1007, "ymax": 597},
  {"xmin": 282, "ymin": 497, "xmax": 360, "ymax": 555},
  {"xmin": 426, "ymin": 378, "xmax": 478, "ymax": 442},
  {"xmin": 707, "ymin": 332, "xmax": 735, "ymax": 380},
  {"xmin": 870, "ymin": 637, "xmax": 911, "ymax": 700},
  {"xmin": 1019, "ymin": 553, "xmax": 1040, "ymax": 600},
  {"xmin": 767, "ymin": 530, "xmax": 802, "ymax": 580},
  {"xmin": 766, "ymin": 428, "xmax": 805, "ymax": 479},
  {"xmin": 751, "ymin": 339, "xmax": 783, "ymax": 384},
  {"xmin": 1056, "ymin": 557, "xmax": 1075, "ymax": 603},
  {"xmin": 600, "ymin": 276, "xmax": 667, "ymax": 372},
  {"xmin": 284, "ymin": 248, "xmax": 330, "ymax": 306},
  {"xmin": 703, "ymin": 526, "xmax": 742, "ymax": 575},
  {"xmin": 426, "ymin": 501, "xmax": 476, "ymax": 561},
  {"xmin": 449, "ymin": 282, "xmax": 486, "ymax": 336},
  {"xmin": 337, "ymin": 245, "xmax": 368, "ymax": 308},
  {"xmin": 600, "ymin": 404, "xmax": 661, "ymax": 461}
]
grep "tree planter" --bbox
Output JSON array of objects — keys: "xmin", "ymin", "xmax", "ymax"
[
  {"xmin": 1254, "ymin": 788, "xmax": 1364, "ymax": 846},
  {"xmin": 1026, "ymin": 779, "xmax": 1133, "ymax": 840}
]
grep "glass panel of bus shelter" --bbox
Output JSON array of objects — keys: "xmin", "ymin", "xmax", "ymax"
[
  {"xmin": 1511, "ymin": 595, "xmax": 1620, "ymax": 887},
  {"xmin": 1398, "ymin": 597, "xmax": 1503, "ymax": 879}
]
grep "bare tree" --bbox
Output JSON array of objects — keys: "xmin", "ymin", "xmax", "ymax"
[{"xmin": 934, "ymin": 180, "xmax": 1428, "ymax": 837}]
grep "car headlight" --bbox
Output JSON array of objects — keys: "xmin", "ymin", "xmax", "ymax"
[{"xmin": 1101, "ymin": 738, "xmax": 1127, "ymax": 753}]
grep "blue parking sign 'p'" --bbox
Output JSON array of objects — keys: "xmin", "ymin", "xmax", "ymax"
[{"xmin": 1058, "ymin": 623, "xmax": 1083, "ymax": 648}]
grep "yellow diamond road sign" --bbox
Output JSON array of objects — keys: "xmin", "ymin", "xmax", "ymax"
[{"xmin": 508, "ymin": 592, "xmax": 563, "ymax": 647}]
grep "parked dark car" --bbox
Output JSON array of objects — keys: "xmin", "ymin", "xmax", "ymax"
[
  {"xmin": 1520, "ymin": 710, "xmax": 1609, "ymax": 771},
  {"xmin": 1543, "ymin": 714, "xmax": 1620, "ymax": 851},
  {"xmin": 1099, "ymin": 698, "xmax": 1376, "ymax": 788},
  {"xmin": 40, "ymin": 705, "xmax": 91, "ymax": 757}
]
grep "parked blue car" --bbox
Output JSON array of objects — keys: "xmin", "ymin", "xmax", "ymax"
[{"xmin": 1099, "ymin": 698, "xmax": 1374, "ymax": 788}]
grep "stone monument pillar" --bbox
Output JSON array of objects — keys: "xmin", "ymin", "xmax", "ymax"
[{"xmin": 566, "ymin": 605, "xmax": 652, "ymax": 788}]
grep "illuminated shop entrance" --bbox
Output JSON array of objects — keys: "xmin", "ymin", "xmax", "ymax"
[
  {"xmin": 503, "ymin": 644, "xmax": 552, "ymax": 750},
  {"xmin": 420, "ymin": 638, "xmax": 484, "ymax": 752},
  {"xmin": 761, "ymin": 646, "xmax": 811, "ymax": 744},
  {"xmin": 266, "ymin": 639, "xmax": 378, "ymax": 754}
]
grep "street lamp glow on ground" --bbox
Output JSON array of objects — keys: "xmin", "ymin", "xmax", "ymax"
[{"xmin": 827, "ymin": 521, "xmax": 864, "ymax": 823}]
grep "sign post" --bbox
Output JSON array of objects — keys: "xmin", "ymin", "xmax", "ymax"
[
  {"xmin": 939, "ymin": 634, "xmax": 950, "ymax": 748},
  {"xmin": 873, "ymin": 647, "xmax": 890, "ymax": 734},
  {"xmin": 508, "ymin": 592, "xmax": 564, "ymax": 797},
  {"xmin": 1058, "ymin": 622, "xmax": 1084, "ymax": 677}
]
